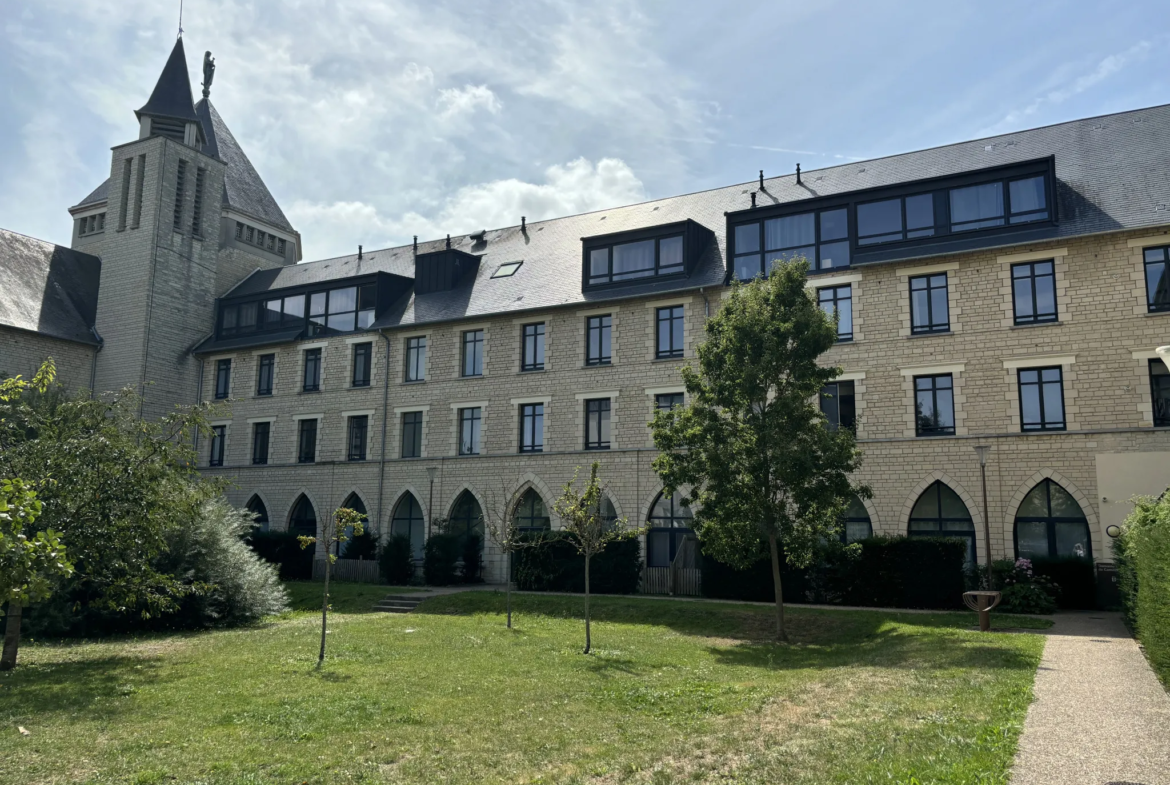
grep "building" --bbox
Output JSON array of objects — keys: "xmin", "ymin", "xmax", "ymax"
[{"xmin": 2, "ymin": 38, "xmax": 1169, "ymax": 586}]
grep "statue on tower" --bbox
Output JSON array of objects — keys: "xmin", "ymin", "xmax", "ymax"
[{"xmin": 201, "ymin": 51, "xmax": 215, "ymax": 98}]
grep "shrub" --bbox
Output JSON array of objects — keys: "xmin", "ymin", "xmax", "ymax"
[
  {"xmin": 379, "ymin": 534, "xmax": 416, "ymax": 585},
  {"xmin": 995, "ymin": 558, "xmax": 1060, "ymax": 614},
  {"xmin": 513, "ymin": 533, "xmax": 642, "ymax": 594},
  {"xmin": 342, "ymin": 529, "xmax": 379, "ymax": 561},
  {"xmin": 424, "ymin": 533, "xmax": 461, "ymax": 585},
  {"xmin": 461, "ymin": 534, "xmax": 483, "ymax": 583},
  {"xmin": 248, "ymin": 530, "xmax": 314, "ymax": 580},
  {"xmin": 1114, "ymin": 493, "xmax": 1170, "ymax": 686},
  {"xmin": 1030, "ymin": 557, "xmax": 1095, "ymax": 609}
]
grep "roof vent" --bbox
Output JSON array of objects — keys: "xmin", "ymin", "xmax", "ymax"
[
  {"xmin": 470, "ymin": 230, "xmax": 487, "ymax": 243},
  {"xmin": 796, "ymin": 163, "xmax": 801, "ymax": 185},
  {"xmin": 358, "ymin": 245, "xmax": 363, "ymax": 261}
]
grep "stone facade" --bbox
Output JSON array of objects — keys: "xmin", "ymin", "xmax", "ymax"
[{"xmin": 0, "ymin": 326, "xmax": 94, "ymax": 390}]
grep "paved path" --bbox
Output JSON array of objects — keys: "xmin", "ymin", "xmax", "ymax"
[{"xmin": 1011, "ymin": 611, "xmax": 1170, "ymax": 785}]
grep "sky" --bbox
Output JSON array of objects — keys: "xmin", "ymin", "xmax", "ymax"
[{"xmin": 2, "ymin": 0, "xmax": 1168, "ymax": 262}]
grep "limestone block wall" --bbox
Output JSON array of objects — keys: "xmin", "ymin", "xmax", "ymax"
[{"xmin": 0, "ymin": 327, "xmax": 95, "ymax": 391}]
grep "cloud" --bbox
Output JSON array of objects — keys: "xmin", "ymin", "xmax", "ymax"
[
  {"xmin": 436, "ymin": 85, "xmax": 502, "ymax": 118},
  {"xmin": 289, "ymin": 156, "xmax": 644, "ymax": 257}
]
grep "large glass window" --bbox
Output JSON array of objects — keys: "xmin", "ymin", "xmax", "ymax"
[
  {"xmin": 297, "ymin": 419, "xmax": 317, "ymax": 464},
  {"xmin": 214, "ymin": 359, "xmax": 231, "ymax": 400},
  {"xmin": 587, "ymin": 235, "xmax": 683, "ymax": 285},
  {"xmin": 1151, "ymin": 359, "xmax": 1170, "ymax": 428},
  {"xmin": 915, "ymin": 374, "xmax": 955, "ymax": 436},
  {"xmin": 458, "ymin": 407, "xmax": 481, "ymax": 456},
  {"xmin": 462, "ymin": 329, "xmax": 484, "ymax": 377},
  {"xmin": 1018, "ymin": 367, "xmax": 1065, "ymax": 431},
  {"xmin": 656, "ymin": 392, "xmax": 684, "ymax": 411},
  {"xmin": 209, "ymin": 425, "xmax": 225, "ymax": 467},
  {"xmin": 303, "ymin": 284, "xmax": 376, "ymax": 336},
  {"xmin": 352, "ymin": 343, "xmax": 372, "ymax": 387},
  {"xmin": 246, "ymin": 495, "xmax": 269, "ymax": 532},
  {"xmin": 302, "ymin": 348, "xmax": 321, "ymax": 392},
  {"xmin": 586, "ymin": 315, "xmax": 612, "ymax": 366},
  {"xmin": 820, "ymin": 380, "xmax": 855, "ymax": 432},
  {"xmin": 521, "ymin": 323, "xmax": 545, "ymax": 371},
  {"xmin": 251, "ymin": 421, "xmax": 269, "ymax": 465},
  {"xmin": 842, "ymin": 495, "xmax": 872, "ymax": 543},
  {"xmin": 1014, "ymin": 479, "xmax": 1091, "ymax": 560},
  {"xmin": 1012, "ymin": 260, "xmax": 1058, "ymax": 325},
  {"xmin": 817, "ymin": 285, "xmax": 853, "ymax": 342},
  {"xmin": 391, "ymin": 494, "xmax": 426, "ymax": 561},
  {"xmin": 514, "ymin": 489, "xmax": 551, "ymax": 531},
  {"xmin": 449, "ymin": 491, "xmax": 485, "ymax": 554},
  {"xmin": 857, "ymin": 193, "xmax": 934, "ymax": 245},
  {"xmin": 656, "ymin": 306, "xmax": 684, "ymax": 359},
  {"xmin": 1144, "ymin": 246, "xmax": 1170, "ymax": 313},
  {"xmin": 949, "ymin": 181, "xmax": 1004, "ymax": 232},
  {"xmin": 401, "ymin": 411, "xmax": 423, "ymax": 458},
  {"xmin": 347, "ymin": 415, "xmax": 368, "ymax": 461},
  {"xmin": 256, "ymin": 354, "xmax": 274, "ymax": 396},
  {"xmin": 910, "ymin": 273, "xmax": 949, "ymax": 334},
  {"xmin": 585, "ymin": 398, "xmax": 611, "ymax": 450},
  {"xmin": 405, "ymin": 336, "xmax": 426, "ymax": 382},
  {"xmin": 732, "ymin": 206, "xmax": 849, "ymax": 280},
  {"xmin": 646, "ymin": 491, "xmax": 694, "ymax": 568},
  {"xmin": 1007, "ymin": 176, "xmax": 1049, "ymax": 224},
  {"xmin": 289, "ymin": 495, "xmax": 317, "ymax": 553},
  {"xmin": 909, "ymin": 481, "xmax": 976, "ymax": 564},
  {"xmin": 519, "ymin": 403, "xmax": 544, "ymax": 453}
]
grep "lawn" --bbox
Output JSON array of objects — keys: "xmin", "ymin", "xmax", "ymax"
[{"xmin": 0, "ymin": 590, "xmax": 1050, "ymax": 785}]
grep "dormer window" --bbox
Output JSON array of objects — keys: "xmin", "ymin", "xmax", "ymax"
[
  {"xmin": 218, "ymin": 281, "xmax": 380, "ymax": 339},
  {"xmin": 733, "ymin": 207, "xmax": 849, "ymax": 280},
  {"xmin": 582, "ymin": 219, "xmax": 712, "ymax": 289}
]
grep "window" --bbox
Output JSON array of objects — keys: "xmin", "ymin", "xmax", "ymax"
[
  {"xmin": 656, "ymin": 392, "xmax": 684, "ymax": 411},
  {"xmin": 306, "ymin": 284, "xmax": 377, "ymax": 336},
  {"xmin": 1144, "ymin": 246, "xmax": 1170, "ymax": 313},
  {"xmin": 1151, "ymin": 359, "xmax": 1170, "ymax": 428},
  {"xmin": 449, "ymin": 491, "xmax": 484, "ymax": 554},
  {"xmin": 278, "ymin": 239, "xmax": 286, "ymax": 256},
  {"xmin": 297, "ymin": 419, "xmax": 317, "ymax": 463},
  {"xmin": 492, "ymin": 261, "xmax": 523, "ymax": 278},
  {"xmin": 857, "ymin": 193, "xmax": 934, "ymax": 245},
  {"xmin": 191, "ymin": 167, "xmax": 206, "ymax": 236},
  {"xmin": 587, "ymin": 235, "xmax": 683, "ymax": 285},
  {"xmin": 519, "ymin": 403, "xmax": 543, "ymax": 453},
  {"xmin": 841, "ymin": 496, "xmax": 872, "ymax": 544},
  {"xmin": 818, "ymin": 285, "xmax": 853, "ymax": 341},
  {"xmin": 391, "ymin": 494, "xmax": 426, "ymax": 560},
  {"xmin": 732, "ymin": 207, "xmax": 849, "ymax": 280},
  {"xmin": 585, "ymin": 315, "xmax": 611, "ymax": 366},
  {"xmin": 915, "ymin": 374, "xmax": 955, "ymax": 436},
  {"xmin": 214, "ymin": 359, "xmax": 231, "ymax": 399},
  {"xmin": 646, "ymin": 491, "xmax": 694, "ymax": 568},
  {"xmin": 1011, "ymin": 260, "xmax": 1058, "ymax": 325},
  {"xmin": 347, "ymin": 415, "xmax": 368, "ymax": 461},
  {"xmin": 173, "ymin": 159, "xmax": 186, "ymax": 232},
  {"xmin": 1018, "ymin": 367, "xmax": 1065, "ymax": 431},
  {"xmin": 209, "ymin": 425, "xmax": 225, "ymax": 467},
  {"xmin": 949, "ymin": 174, "xmax": 1048, "ymax": 233},
  {"xmin": 820, "ymin": 380, "xmax": 855, "ymax": 432},
  {"xmin": 1014, "ymin": 479, "xmax": 1091, "ymax": 561},
  {"xmin": 303, "ymin": 348, "xmax": 321, "ymax": 392},
  {"xmin": 405, "ymin": 337, "xmax": 426, "ymax": 382},
  {"xmin": 246, "ymin": 495, "xmax": 269, "ymax": 531},
  {"xmin": 656, "ymin": 306, "xmax": 684, "ymax": 359},
  {"xmin": 401, "ymin": 411, "xmax": 423, "ymax": 458},
  {"xmin": 458, "ymin": 407, "xmax": 482, "ymax": 456},
  {"xmin": 514, "ymin": 489, "xmax": 550, "ymax": 531},
  {"xmin": 909, "ymin": 481, "xmax": 976, "ymax": 564},
  {"xmin": 256, "ymin": 354, "xmax": 274, "ymax": 396},
  {"xmin": 584, "ymin": 398, "xmax": 611, "ymax": 450},
  {"xmin": 251, "ymin": 422, "xmax": 270, "ymax": 465},
  {"xmin": 521, "ymin": 323, "xmax": 545, "ymax": 371},
  {"xmin": 235, "ymin": 222, "xmax": 244, "ymax": 240},
  {"xmin": 289, "ymin": 495, "xmax": 317, "ymax": 552},
  {"xmin": 246, "ymin": 227, "xmax": 255, "ymax": 243},
  {"xmin": 462, "ymin": 330, "xmax": 484, "ymax": 377},
  {"xmin": 118, "ymin": 158, "xmax": 132, "ymax": 231},
  {"xmin": 352, "ymin": 343, "xmax": 372, "ymax": 387},
  {"xmin": 909, "ymin": 273, "xmax": 949, "ymax": 334}
]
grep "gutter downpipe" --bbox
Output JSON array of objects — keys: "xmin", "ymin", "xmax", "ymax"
[
  {"xmin": 375, "ymin": 330, "xmax": 392, "ymax": 534},
  {"xmin": 88, "ymin": 326, "xmax": 104, "ymax": 400}
]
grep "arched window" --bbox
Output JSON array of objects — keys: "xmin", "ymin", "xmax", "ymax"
[
  {"xmin": 647, "ymin": 490, "xmax": 693, "ymax": 568},
  {"xmin": 599, "ymin": 496, "xmax": 619, "ymax": 530},
  {"xmin": 908, "ymin": 481, "xmax": 976, "ymax": 564},
  {"xmin": 246, "ymin": 495, "xmax": 269, "ymax": 532},
  {"xmin": 1014, "ymin": 479, "xmax": 1092, "ymax": 560},
  {"xmin": 842, "ymin": 495, "xmax": 872, "ymax": 543},
  {"xmin": 513, "ymin": 489, "xmax": 550, "ymax": 531},
  {"xmin": 289, "ymin": 494, "xmax": 317, "ymax": 555},
  {"xmin": 339, "ymin": 493, "xmax": 370, "ymax": 558},
  {"xmin": 390, "ymin": 493, "xmax": 426, "ymax": 560},
  {"xmin": 449, "ymin": 491, "xmax": 484, "ymax": 551}
]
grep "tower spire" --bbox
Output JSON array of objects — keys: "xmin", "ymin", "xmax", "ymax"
[{"xmin": 178, "ymin": 0, "xmax": 184, "ymax": 38}]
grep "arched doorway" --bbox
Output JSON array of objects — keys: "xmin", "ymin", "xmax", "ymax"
[
  {"xmin": 289, "ymin": 494, "xmax": 317, "ymax": 556},
  {"xmin": 513, "ymin": 488, "xmax": 551, "ymax": 532},
  {"xmin": 841, "ymin": 495, "xmax": 872, "ymax": 543},
  {"xmin": 246, "ymin": 495, "xmax": 269, "ymax": 531},
  {"xmin": 908, "ymin": 481, "xmax": 976, "ymax": 564},
  {"xmin": 1014, "ymin": 479, "xmax": 1092, "ymax": 560},
  {"xmin": 449, "ymin": 490, "xmax": 485, "ymax": 552},
  {"xmin": 339, "ymin": 493, "xmax": 372, "ymax": 559},
  {"xmin": 646, "ymin": 490, "xmax": 693, "ymax": 568},
  {"xmin": 390, "ymin": 493, "xmax": 426, "ymax": 560}
]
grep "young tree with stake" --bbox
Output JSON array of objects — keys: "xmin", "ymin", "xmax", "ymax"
[
  {"xmin": 482, "ymin": 480, "xmax": 538, "ymax": 629},
  {"xmin": 651, "ymin": 258, "xmax": 865, "ymax": 642},
  {"xmin": 298, "ymin": 506, "xmax": 366, "ymax": 668},
  {"xmin": 553, "ymin": 462, "xmax": 638, "ymax": 654}
]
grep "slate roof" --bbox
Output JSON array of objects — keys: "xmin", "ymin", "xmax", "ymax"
[
  {"xmin": 72, "ymin": 180, "xmax": 110, "ymax": 211},
  {"xmin": 225, "ymin": 102, "xmax": 1170, "ymax": 333},
  {"xmin": 0, "ymin": 229, "xmax": 101, "ymax": 345},
  {"xmin": 135, "ymin": 38, "xmax": 200, "ymax": 124}
]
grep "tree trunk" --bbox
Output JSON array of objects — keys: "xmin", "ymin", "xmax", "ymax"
[
  {"xmin": 1, "ymin": 601, "xmax": 21, "ymax": 671},
  {"xmin": 768, "ymin": 534, "xmax": 788, "ymax": 643},
  {"xmin": 318, "ymin": 557, "xmax": 330, "ymax": 668},
  {"xmin": 506, "ymin": 549, "xmax": 513, "ymax": 629},
  {"xmin": 583, "ymin": 553, "xmax": 592, "ymax": 655}
]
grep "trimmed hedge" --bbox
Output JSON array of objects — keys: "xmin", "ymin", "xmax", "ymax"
[
  {"xmin": 379, "ymin": 534, "xmax": 415, "ymax": 585},
  {"xmin": 701, "ymin": 536, "xmax": 968, "ymax": 610},
  {"xmin": 1030, "ymin": 557, "xmax": 1096, "ymax": 609},
  {"xmin": 247, "ymin": 530, "xmax": 314, "ymax": 581},
  {"xmin": 513, "ymin": 533, "xmax": 642, "ymax": 594},
  {"xmin": 424, "ymin": 533, "xmax": 462, "ymax": 585},
  {"xmin": 1115, "ymin": 493, "xmax": 1170, "ymax": 686}
]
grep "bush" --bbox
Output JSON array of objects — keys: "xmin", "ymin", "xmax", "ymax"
[
  {"xmin": 424, "ymin": 533, "xmax": 461, "ymax": 585},
  {"xmin": 342, "ymin": 529, "xmax": 379, "ymax": 561},
  {"xmin": 379, "ymin": 534, "xmax": 416, "ymax": 585},
  {"xmin": 248, "ymin": 530, "xmax": 314, "ymax": 580},
  {"xmin": 513, "ymin": 533, "xmax": 642, "ymax": 594},
  {"xmin": 999, "ymin": 582, "xmax": 1057, "ymax": 614},
  {"xmin": 461, "ymin": 534, "xmax": 483, "ymax": 583},
  {"xmin": 1115, "ymin": 493, "xmax": 1170, "ymax": 686},
  {"xmin": 1030, "ymin": 557, "xmax": 1095, "ymax": 609}
]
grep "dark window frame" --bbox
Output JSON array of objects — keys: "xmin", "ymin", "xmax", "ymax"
[
  {"xmin": 513, "ymin": 489, "xmax": 551, "ymax": 531},
  {"xmin": 585, "ymin": 233, "xmax": 685, "ymax": 286},
  {"xmin": 256, "ymin": 353, "xmax": 274, "ymax": 396},
  {"xmin": 1013, "ymin": 479, "xmax": 1092, "ymax": 561},
  {"xmin": 1144, "ymin": 246, "xmax": 1170, "ymax": 313},
  {"xmin": 214, "ymin": 358, "xmax": 231, "ymax": 400},
  {"xmin": 209, "ymin": 425, "xmax": 225, "ymax": 467},
  {"xmin": 297, "ymin": 419, "xmax": 317, "ymax": 464},
  {"xmin": 908, "ymin": 480, "xmax": 977, "ymax": 564},
  {"xmin": 400, "ymin": 411, "xmax": 423, "ymax": 459},
  {"xmin": 1011, "ymin": 260, "xmax": 1058, "ymax": 325},
  {"xmin": 646, "ymin": 491, "xmax": 694, "ymax": 568},
  {"xmin": 1151, "ymin": 359, "xmax": 1170, "ymax": 428},
  {"xmin": 817, "ymin": 284, "xmax": 853, "ymax": 342},
  {"xmin": 732, "ymin": 205, "xmax": 851, "ymax": 281},
  {"xmin": 655, "ymin": 305, "xmax": 685, "ymax": 359},
  {"xmin": 347, "ymin": 415, "xmax": 368, "ymax": 461},
  {"xmin": 216, "ymin": 281, "xmax": 377, "ymax": 339},
  {"xmin": 461, "ymin": 329, "xmax": 484, "ymax": 377},
  {"xmin": 585, "ymin": 315, "xmax": 612, "ymax": 366},
  {"xmin": 584, "ymin": 398, "xmax": 612, "ymax": 450},
  {"xmin": 521, "ymin": 322, "xmax": 545, "ymax": 372},
  {"xmin": 302, "ymin": 348, "xmax": 322, "ymax": 392},
  {"xmin": 458, "ymin": 407, "xmax": 482, "ymax": 456},
  {"xmin": 519, "ymin": 403, "xmax": 544, "ymax": 453},
  {"xmin": 351, "ymin": 342, "xmax": 372, "ymax": 387},
  {"xmin": 914, "ymin": 374, "xmax": 956, "ymax": 436},
  {"xmin": 909, "ymin": 273, "xmax": 950, "ymax": 334},
  {"xmin": 251, "ymin": 421, "xmax": 270, "ymax": 466},
  {"xmin": 655, "ymin": 392, "xmax": 684, "ymax": 411},
  {"xmin": 1018, "ymin": 366, "xmax": 1066, "ymax": 432},
  {"xmin": 405, "ymin": 336, "xmax": 426, "ymax": 382},
  {"xmin": 820, "ymin": 380, "xmax": 856, "ymax": 432}
]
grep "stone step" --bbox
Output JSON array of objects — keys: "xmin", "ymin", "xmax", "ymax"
[{"xmin": 374, "ymin": 595, "xmax": 424, "ymax": 614}]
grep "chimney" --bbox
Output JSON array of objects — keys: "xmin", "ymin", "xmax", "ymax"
[
  {"xmin": 796, "ymin": 163, "xmax": 802, "ymax": 185},
  {"xmin": 358, "ymin": 245, "xmax": 363, "ymax": 261},
  {"xmin": 750, "ymin": 191, "xmax": 757, "ymax": 209}
]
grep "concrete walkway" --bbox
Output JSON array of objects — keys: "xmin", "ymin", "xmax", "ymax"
[{"xmin": 1011, "ymin": 612, "xmax": 1170, "ymax": 785}]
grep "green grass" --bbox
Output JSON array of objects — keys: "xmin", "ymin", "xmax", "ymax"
[
  {"xmin": 282, "ymin": 581, "xmax": 425, "ymax": 614},
  {"xmin": 0, "ymin": 591, "xmax": 1049, "ymax": 784}
]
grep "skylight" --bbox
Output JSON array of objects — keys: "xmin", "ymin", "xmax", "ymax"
[{"xmin": 491, "ymin": 261, "xmax": 523, "ymax": 278}]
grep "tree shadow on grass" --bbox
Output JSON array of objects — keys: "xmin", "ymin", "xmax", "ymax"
[{"xmin": 0, "ymin": 655, "xmax": 173, "ymax": 723}]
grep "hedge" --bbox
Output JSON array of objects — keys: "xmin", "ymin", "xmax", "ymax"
[
  {"xmin": 701, "ymin": 536, "xmax": 969, "ymax": 610},
  {"xmin": 1115, "ymin": 493, "xmax": 1170, "ymax": 687},
  {"xmin": 513, "ymin": 533, "xmax": 642, "ymax": 594},
  {"xmin": 247, "ymin": 530, "xmax": 314, "ymax": 581}
]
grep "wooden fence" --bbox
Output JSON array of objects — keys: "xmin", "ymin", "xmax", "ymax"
[{"xmin": 312, "ymin": 559, "xmax": 381, "ymax": 583}]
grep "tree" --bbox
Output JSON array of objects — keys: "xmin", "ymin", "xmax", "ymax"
[
  {"xmin": 552, "ymin": 462, "xmax": 638, "ymax": 654},
  {"xmin": 482, "ymin": 480, "xmax": 538, "ymax": 629},
  {"xmin": 651, "ymin": 259, "xmax": 866, "ymax": 642},
  {"xmin": 1, "ymin": 479, "xmax": 73, "ymax": 670},
  {"xmin": 298, "ymin": 506, "xmax": 366, "ymax": 668}
]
